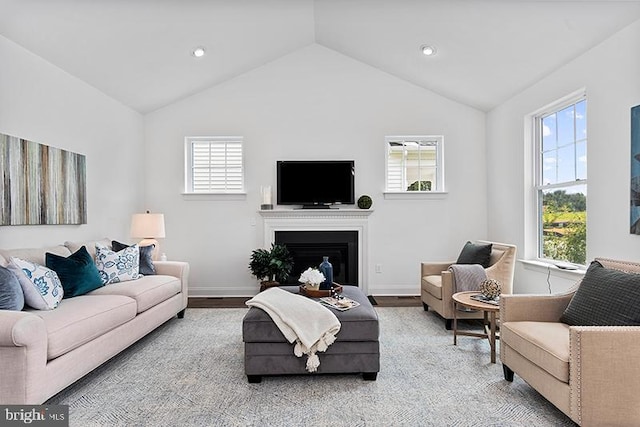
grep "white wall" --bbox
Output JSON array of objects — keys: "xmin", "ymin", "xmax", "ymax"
[
  {"xmin": 0, "ymin": 35, "xmax": 145, "ymax": 248},
  {"xmin": 487, "ymin": 19, "xmax": 640, "ymax": 294},
  {"xmin": 144, "ymin": 44, "xmax": 487, "ymax": 297}
]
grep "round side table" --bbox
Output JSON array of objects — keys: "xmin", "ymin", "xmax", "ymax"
[{"xmin": 452, "ymin": 291, "xmax": 500, "ymax": 363}]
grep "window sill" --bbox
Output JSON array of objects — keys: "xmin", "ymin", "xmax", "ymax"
[
  {"xmin": 181, "ymin": 192, "xmax": 247, "ymax": 201},
  {"xmin": 383, "ymin": 191, "xmax": 448, "ymax": 200},
  {"xmin": 519, "ymin": 259, "xmax": 586, "ymax": 280}
]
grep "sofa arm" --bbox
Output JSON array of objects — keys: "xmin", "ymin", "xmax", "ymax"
[
  {"xmin": 500, "ymin": 292, "xmax": 575, "ymax": 323},
  {"xmin": 0, "ymin": 311, "xmax": 48, "ymax": 404},
  {"xmin": 0, "ymin": 310, "xmax": 46, "ymax": 347},
  {"xmin": 421, "ymin": 261, "xmax": 454, "ymax": 277},
  {"xmin": 154, "ymin": 261, "xmax": 190, "ymax": 291},
  {"xmin": 569, "ymin": 326, "xmax": 640, "ymax": 426}
]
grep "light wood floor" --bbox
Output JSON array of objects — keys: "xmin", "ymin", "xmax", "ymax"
[{"xmin": 187, "ymin": 295, "xmax": 421, "ymax": 308}]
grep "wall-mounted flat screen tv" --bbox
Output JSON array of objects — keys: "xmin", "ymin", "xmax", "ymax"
[{"xmin": 277, "ymin": 160, "xmax": 355, "ymax": 208}]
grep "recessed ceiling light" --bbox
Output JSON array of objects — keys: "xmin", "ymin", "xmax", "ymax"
[
  {"xmin": 192, "ymin": 47, "xmax": 206, "ymax": 58},
  {"xmin": 420, "ymin": 45, "xmax": 437, "ymax": 56}
]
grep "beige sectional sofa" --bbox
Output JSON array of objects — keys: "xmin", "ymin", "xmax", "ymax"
[{"xmin": 0, "ymin": 239, "xmax": 189, "ymax": 404}]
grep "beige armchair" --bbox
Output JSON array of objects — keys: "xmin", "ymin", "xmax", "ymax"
[
  {"xmin": 500, "ymin": 258, "xmax": 640, "ymax": 426},
  {"xmin": 421, "ymin": 241, "xmax": 516, "ymax": 329}
]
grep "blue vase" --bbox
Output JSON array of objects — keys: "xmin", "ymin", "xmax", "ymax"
[{"xmin": 319, "ymin": 256, "xmax": 333, "ymax": 290}]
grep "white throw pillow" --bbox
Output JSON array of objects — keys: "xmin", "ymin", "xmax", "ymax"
[
  {"xmin": 95, "ymin": 243, "xmax": 140, "ymax": 284},
  {"xmin": 7, "ymin": 257, "xmax": 64, "ymax": 310}
]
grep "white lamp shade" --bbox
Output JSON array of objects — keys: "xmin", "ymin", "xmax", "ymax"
[{"xmin": 130, "ymin": 213, "xmax": 166, "ymax": 239}]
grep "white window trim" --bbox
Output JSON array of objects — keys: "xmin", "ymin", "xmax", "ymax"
[
  {"xmin": 183, "ymin": 136, "xmax": 246, "ymax": 199},
  {"xmin": 383, "ymin": 135, "xmax": 446, "ymax": 198},
  {"xmin": 527, "ymin": 88, "xmax": 587, "ymax": 265}
]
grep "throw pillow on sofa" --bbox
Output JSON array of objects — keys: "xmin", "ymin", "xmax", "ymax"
[
  {"xmin": 456, "ymin": 241, "xmax": 492, "ymax": 268},
  {"xmin": 112, "ymin": 240, "xmax": 156, "ymax": 276},
  {"xmin": 7, "ymin": 258, "xmax": 64, "ymax": 310},
  {"xmin": 46, "ymin": 246, "xmax": 104, "ymax": 298},
  {"xmin": 95, "ymin": 243, "xmax": 140, "ymax": 284},
  {"xmin": 0, "ymin": 265, "xmax": 25, "ymax": 311},
  {"xmin": 560, "ymin": 260, "xmax": 640, "ymax": 326}
]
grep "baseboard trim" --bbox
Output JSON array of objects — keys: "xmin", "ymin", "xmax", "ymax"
[{"xmin": 189, "ymin": 285, "xmax": 419, "ymax": 298}]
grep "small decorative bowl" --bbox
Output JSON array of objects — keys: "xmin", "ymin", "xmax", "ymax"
[{"xmin": 479, "ymin": 279, "xmax": 502, "ymax": 300}]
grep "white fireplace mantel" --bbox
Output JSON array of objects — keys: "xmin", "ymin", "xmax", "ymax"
[{"xmin": 259, "ymin": 209, "xmax": 372, "ymax": 293}]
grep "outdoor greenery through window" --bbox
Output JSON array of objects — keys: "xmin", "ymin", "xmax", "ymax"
[
  {"xmin": 385, "ymin": 136, "xmax": 444, "ymax": 192},
  {"xmin": 184, "ymin": 136, "xmax": 244, "ymax": 193},
  {"xmin": 536, "ymin": 97, "xmax": 587, "ymax": 265}
]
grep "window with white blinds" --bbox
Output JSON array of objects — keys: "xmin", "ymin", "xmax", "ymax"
[
  {"xmin": 385, "ymin": 136, "xmax": 444, "ymax": 192},
  {"xmin": 184, "ymin": 136, "xmax": 244, "ymax": 193}
]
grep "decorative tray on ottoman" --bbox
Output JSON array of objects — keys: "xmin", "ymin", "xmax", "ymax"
[{"xmin": 299, "ymin": 283, "xmax": 343, "ymax": 298}]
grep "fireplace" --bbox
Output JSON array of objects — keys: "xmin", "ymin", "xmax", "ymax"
[
  {"xmin": 260, "ymin": 209, "xmax": 372, "ymax": 293},
  {"xmin": 275, "ymin": 230, "xmax": 358, "ymax": 286}
]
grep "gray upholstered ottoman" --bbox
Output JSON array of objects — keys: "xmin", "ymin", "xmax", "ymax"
[{"xmin": 242, "ymin": 285, "xmax": 379, "ymax": 383}]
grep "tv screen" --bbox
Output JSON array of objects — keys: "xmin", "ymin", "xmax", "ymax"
[{"xmin": 277, "ymin": 161, "xmax": 355, "ymax": 207}]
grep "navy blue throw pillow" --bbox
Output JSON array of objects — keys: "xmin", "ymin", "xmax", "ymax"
[
  {"xmin": 112, "ymin": 240, "xmax": 156, "ymax": 276},
  {"xmin": 0, "ymin": 265, "xmax": 25, "ymax": 310},
  {"xmin": 46, "ymin": 246, "xmax": 104, "ymax": 298}
]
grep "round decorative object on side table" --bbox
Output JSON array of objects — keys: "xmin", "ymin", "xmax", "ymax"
[
  {"xmin": 479, "ymin": 279, "xmax": 502, "ymax": 300},
  {"xmin": 357, "ymin": 195, "xmax": 372, "ymax": 209}
]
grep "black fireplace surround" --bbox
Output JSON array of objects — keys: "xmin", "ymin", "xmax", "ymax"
[{"xmin": 275, "ymin": 230, "xmax": 358, "ymax": 286}]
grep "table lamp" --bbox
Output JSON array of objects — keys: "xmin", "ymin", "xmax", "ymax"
[{"xmin": 130, "ymin": 211, "xmax": 165, "ymax": 260}]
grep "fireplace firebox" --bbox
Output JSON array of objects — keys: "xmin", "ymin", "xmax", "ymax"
[{"xmin": 275, "ymin": 230, "xmax": 358, "ymax": 286}]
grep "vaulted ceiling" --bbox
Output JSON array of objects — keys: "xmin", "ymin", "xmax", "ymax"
[{"xmin": 1, "ymin": 0, "xmax": 640, "ymax": 113}]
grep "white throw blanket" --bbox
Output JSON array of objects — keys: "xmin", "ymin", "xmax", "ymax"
[
  {"xmin": 246, "ymin": 287, "xmax": 341, "ymax": 372},
  {"xmin": 448, "ymin": 264, "xmax": 487, "ymax": 292}
]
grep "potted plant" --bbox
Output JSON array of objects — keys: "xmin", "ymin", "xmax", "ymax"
[{"xmin": 249, "ymin": 243, "xmax": 294, "ymax": 290}]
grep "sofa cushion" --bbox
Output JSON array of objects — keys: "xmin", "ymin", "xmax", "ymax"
[
  {"xmin": 112, "ymin": 240, "xmax": 156, "ymax": 276},
  {"xmin": 0, "ymin": 265, "xmax": 24, "ymax": 311},
  {"xmin": 501, "ymin": 321, "xmax": 570, "ymax": 383},
  {"xmin": 46, "ymin": 246, "xmax": 104, "ymax": 298},
  {"xmin": 7, "ymin": 258, "xmax": 64, "ymax": 310},
  {"xmin": 95, "ymin": 243, "xmax": 140, "ymax": 284},
  {"xmin": 560, "ymin": 260, "xmax": 640, "ymax": 326},
  {"xmin": 88, "ymin": 275, "xmax": 181, "ymax": 313},
  {"xmin": 422, "ymin": 275, "xmax": 443, "ymax": 300},
  {"xmin": 456, "ymin": 241, "xmax": 492, "ymax": 268},
  {"xmin": 27, "ymin": 294, "xmax": 137, "ymax": 360}
]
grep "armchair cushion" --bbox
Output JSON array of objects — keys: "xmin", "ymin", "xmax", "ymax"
[
  {"xmin": 421, "ymin": 275, "xmax": 443, "ymax": 299},
  {"xmin": 501, "ymin": 321, "xmax": 570, "ymax": 382},
  {"xmin": 560, "ymin": 260, "xmax": 640, "ymax": 326},
  {"xmin": 456, "ymin": 241, "xmax": 492, "ymax": 268}
]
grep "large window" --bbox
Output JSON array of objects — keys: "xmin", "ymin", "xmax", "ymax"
[
  {"xmin": 184, "ymin": 136, "xmax": 244, "ymax": 193},
  {"xmin": 535, "ymin": 96, "xmax": 587, "ymax": 265},
  {"xmin": 385, "ymin": 135, "xmax": 444, "ymax": 192}
]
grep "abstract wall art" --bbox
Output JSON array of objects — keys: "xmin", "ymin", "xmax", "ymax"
[
  {"xmin": 631, "ymin": 105, "xmax": 640, "ymax": 234},
  {"xmin": 0, "ymin": 132, "xmax": 87, "ymax": 226}
]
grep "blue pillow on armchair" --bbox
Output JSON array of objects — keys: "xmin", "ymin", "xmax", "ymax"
[{"xmin": 46, "ymin": 246, "xmax": 104, "ymax": 298}]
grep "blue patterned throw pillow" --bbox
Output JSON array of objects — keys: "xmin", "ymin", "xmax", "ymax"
[
  {"xmin": 95, "ymin": 243, "xmax": 140, "ymax": 284},
  {"xmin": 111, "ymin": 240, "xmax": 156, "ymax": 276},
  {"xmin": 7, "ymin": 258, "xmax": 64, "ymax": 310}
]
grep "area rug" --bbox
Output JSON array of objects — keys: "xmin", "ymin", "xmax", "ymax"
[{"xmin": 47, "ymin": 308, "xmax": 574, "ymax": 426}]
